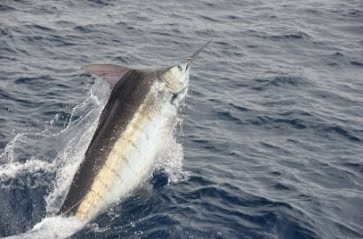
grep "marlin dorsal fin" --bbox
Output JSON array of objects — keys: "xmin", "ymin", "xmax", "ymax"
[{"xmin": 81, "ymin": 64, "xmax": 130, "ymax": 89}]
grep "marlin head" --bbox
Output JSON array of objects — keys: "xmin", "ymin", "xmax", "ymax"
[{"xmin": 159, "ymin": 40, "xmax": 211, "ymax": 94}]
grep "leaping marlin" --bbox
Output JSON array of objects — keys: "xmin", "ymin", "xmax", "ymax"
[{"xmin": 57, "ymin": 41, "xmax": 211, "ymax": 222}]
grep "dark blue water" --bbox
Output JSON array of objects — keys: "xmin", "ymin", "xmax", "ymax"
[{"xmin": 1, "ymin": 1, "xmax": 363, "ymax": 238}]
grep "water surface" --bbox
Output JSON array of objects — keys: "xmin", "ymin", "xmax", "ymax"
[{"xmin": 1, "ymin": 1, "xmax": 363, "ymax": 238}]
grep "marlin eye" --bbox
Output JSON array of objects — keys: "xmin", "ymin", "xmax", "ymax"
[
  {"xmin": 171, "ymin": 93, "xmax": 178, "ymax": 104},
  {"xmin": 177, "ymin": 65, "xmax": 182, "ymax": 71}
]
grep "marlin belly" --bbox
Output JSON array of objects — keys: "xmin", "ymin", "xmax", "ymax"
[{"xmin": 58, "ymin": 71, "xmax": 176, "ymax": 222}]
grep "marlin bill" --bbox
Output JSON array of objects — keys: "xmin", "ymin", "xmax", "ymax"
[{"xmin": 57, "ymin": 41, "xmax": 211, "ymax": 222}]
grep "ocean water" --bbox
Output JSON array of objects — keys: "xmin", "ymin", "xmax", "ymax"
[{"xmin": 1, "ymin": 0, "xmax": 363, "ymax": 238}]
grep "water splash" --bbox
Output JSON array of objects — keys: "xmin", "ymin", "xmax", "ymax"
[
  {"xmin": 0, "ymin": 158, "xmax": 56, "ymax": 189},
  {"xmin": 45, "ymin": 78, "xmax": 109, "ymax": 214},
  {"xmin": 155, "ymin": 114, "xmax": 190, "ymax": 184},
  {"xmin": 3, "ymin": 216, "xmax": 85, "ymax": 239},
  {"xmin": 0, "ymin": 133, "xmax": 28, "ymax": 164}
]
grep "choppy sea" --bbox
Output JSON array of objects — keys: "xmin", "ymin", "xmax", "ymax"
[{"xmin": 1, "ymin": 1, "xmax": 363, "ymax": 238}]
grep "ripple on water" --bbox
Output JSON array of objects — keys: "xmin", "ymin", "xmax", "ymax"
[
  {"xmin": 251, "ymin": 75, "xmax": 313, "ymax": 91},
  {"xmin": 1, "ymin": 0, "xmax": 363, "ymax": 238}
]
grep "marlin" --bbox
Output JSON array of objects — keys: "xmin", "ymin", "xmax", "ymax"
[{"xmin": 57, "ymin": 41, "xmax": 211, "ymax": 222}]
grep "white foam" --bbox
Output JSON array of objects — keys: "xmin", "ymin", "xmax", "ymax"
[
  {"xmin": 31, "ymin": 216, "xmax": 84, "ymax": 238},
  {"xmin": 1, "ymin": 216, "xmax": 85, "ymax": 239},
  {"xmin": 1, "ymin": 217, "xmax": 85, "ymax": 239},
  {"xmin": 0, "ymin": 159, "xmax": 56, "ymax": 189}
]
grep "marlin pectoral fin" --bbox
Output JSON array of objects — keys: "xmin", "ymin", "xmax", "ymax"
[{"xmin": 81, "ymin": 64, "xmax": 130, "ymax": 89}]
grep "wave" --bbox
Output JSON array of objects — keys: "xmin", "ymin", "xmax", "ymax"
[{"xmin": 251, "ymin": 74, "xmax": 313, "ymax": 91}]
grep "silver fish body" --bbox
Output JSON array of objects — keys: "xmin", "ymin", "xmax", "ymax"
[
  {"xmin": 58, "ymin": 41, "xmax": 210, "ymax": 222},
  {"xmin": 59, "ymin": 66, "xmax": 189, "ymax": 222}
]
